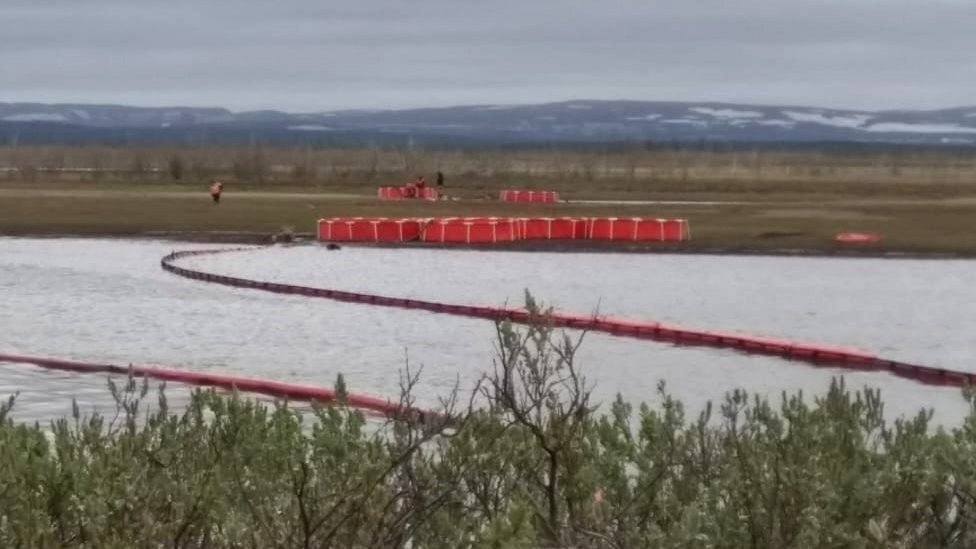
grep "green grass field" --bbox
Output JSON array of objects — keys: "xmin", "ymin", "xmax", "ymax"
[
  {"xmin": 3, "ymin": 143, "xmax": 975, "ymax": 255},
  {"xmin": 2, "ymin": 183, "xmax": 974, "ymax": 255}
]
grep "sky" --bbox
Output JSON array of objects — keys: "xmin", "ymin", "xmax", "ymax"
[{"xmin": 2, "ymin": 0, "xmax": 974, "ymax": 112}]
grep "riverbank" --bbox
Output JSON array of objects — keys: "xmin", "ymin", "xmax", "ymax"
[
  {"xmin": 2, "ymin": 183, "xmax": 975, "ymax": 257},
  {"xmin": 15, "ymin": 231, "xmax": 973, "ymax": 260}
]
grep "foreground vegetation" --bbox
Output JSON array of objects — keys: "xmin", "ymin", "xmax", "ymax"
[{"xmin": 2, "ymin": 305, "xmax": 974, "ymax": 547}]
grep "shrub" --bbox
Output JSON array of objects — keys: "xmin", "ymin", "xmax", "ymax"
[{"xmin": 1, "ymin": 302, "xmax": 973, "ymax": 547}]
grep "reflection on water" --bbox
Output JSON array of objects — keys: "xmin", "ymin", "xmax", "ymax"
[{"xmin": 1, "ymin": 237, "xmax": 974, "ymax": 425}]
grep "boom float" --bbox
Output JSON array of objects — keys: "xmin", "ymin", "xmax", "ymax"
[
  {"xmin": 161, "ymin": 247, "xmax": 975, "ymax": 388},
  {"xmin": 0, "ymin": 352, "xmax": 436, "ymax": 420}
]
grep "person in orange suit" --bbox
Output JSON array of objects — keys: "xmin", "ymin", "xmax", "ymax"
[
  {"xmin": 403, "ymin": 181, "xmax": 417, "ymax": 198},
  {"xmin": 411, "ymin": 175, "xmax": 427, "ymax": 198},
  {"xmin": 210, "ymin": 179, "xmax": 224, "ymax": 204}
]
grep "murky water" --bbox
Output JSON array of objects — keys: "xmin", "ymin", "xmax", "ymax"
[{"xmin": 1, "ymin": 237, "xmax": 974, "ymax": 425}]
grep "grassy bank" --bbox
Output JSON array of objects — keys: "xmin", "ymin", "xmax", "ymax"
[
  {"xmin": 5, "ymin": 144, "xmax": 976, "ymax": 192},
  {"xmin": 2, "ymin": 144, "xmax": 976, "ymax": 255},
  {"xmin": 2, "ymin": 184, "xmax": 975, "ymax": 256},
  {"xmin": 2, "ymin": 311, "xmax": 974, "ymax": 548}
]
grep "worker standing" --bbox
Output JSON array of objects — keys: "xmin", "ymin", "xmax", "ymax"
[
  {"xmin": 210, "ymin": 179, "xmax": 224, "ymax": 204},
  {"xmin": 411, "ymin": 175, "xmax": 427, "ymax": 198},
  {"xmin": 403, "ymin": 179, "xmax": 417, "ymax": 198}
]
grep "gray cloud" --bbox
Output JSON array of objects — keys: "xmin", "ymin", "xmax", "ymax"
[{"xmin": 1, "ymin": 0, "xmax": 973, "ymax": 111}]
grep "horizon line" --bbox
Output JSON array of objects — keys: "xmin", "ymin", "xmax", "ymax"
[{"xmin": 2, "ymin": 98, "xmax": 975, "ymax": 116}]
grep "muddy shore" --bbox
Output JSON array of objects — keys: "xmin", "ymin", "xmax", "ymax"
[{"xmin": 10, "ymin": 230, "xmax": 971, "ymax": 260}]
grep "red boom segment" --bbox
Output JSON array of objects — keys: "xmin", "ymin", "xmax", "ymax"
[
  {"xmin": 0, "ymin": 352, "xmax": 439, "ymax": 420},
  {"xmin": 499, "ymin": 189, "xmax": 560, "ymax": 203},
  {"xmin": 318, "ymin": 218, "xmax": 423, "ymax": 242},
  {"xmin": 377, "ymin": 186, "xmax": 439, "ymax": 201},
  {"xmin": 318, "ymin": 216, "xmax": 689, "ymax": 244},
  {"xmin": 421, "ymin": 218, "xmax": 520, "ymax": 243},
  {"xmin": 159, "ymin": 248, "xmax": 976, "ymax": 389}
]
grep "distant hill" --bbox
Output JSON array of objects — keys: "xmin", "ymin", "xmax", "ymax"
[{"xmin": 2, "ymin": 100, "xmax": 976, "ymax": 147}]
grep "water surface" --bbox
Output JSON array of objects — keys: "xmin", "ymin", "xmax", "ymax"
[{"xmin": 1, "ymin": 238, "xmax": 973, "ymax": 424}]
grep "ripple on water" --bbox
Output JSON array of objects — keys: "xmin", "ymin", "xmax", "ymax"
[{"xmin": 1, "ymin": 238, "xmax": 974, "ymax": 424}]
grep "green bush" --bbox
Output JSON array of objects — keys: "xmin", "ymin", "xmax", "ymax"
[{"xmin": 1, "ymin": 302, "xmax": 974, "ymax": 547}]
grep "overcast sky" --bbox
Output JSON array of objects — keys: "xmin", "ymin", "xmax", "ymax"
[{"xmin": 1, "ymin": 0, "xmax": 973, "ymax": 112}]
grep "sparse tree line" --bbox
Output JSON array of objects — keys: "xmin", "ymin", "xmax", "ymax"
[
  {"xmin": 2, "ymin": 144, "xmax": 975, "ymax": 188},
  {"xmin": 2, "ymin": 298, "xmax": 976, "ymax": 547}
]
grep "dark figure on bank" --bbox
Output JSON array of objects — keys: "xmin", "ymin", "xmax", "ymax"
[
  {"xmin": 436, "ymin": 171, "xmax": 444, "ymax": 186},
  {"xmin": 210, "ymin": 180, "xmax": 224, "ymax": 204},
  {"xmin": 326, "ymin": 243, "xmax": 341, "ymax": 250}
]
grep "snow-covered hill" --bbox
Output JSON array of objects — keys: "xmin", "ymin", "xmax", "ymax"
[{"xmin": 2, "ymin": 100, "xmax": 975, "ymax": 145}]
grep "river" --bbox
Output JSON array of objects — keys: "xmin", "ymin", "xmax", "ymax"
[{"xmin": 1, "ymin": 237, "xmax": 973, "ymax": 424}]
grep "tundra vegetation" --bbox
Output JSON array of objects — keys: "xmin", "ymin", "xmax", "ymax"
[
  {"xmin": 2, "ymin": 144, "xmax": 975, "ymax": 254},
  {"xmin": 1, "ymin": 298, "xmax": 974, "ymax": 548}
]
